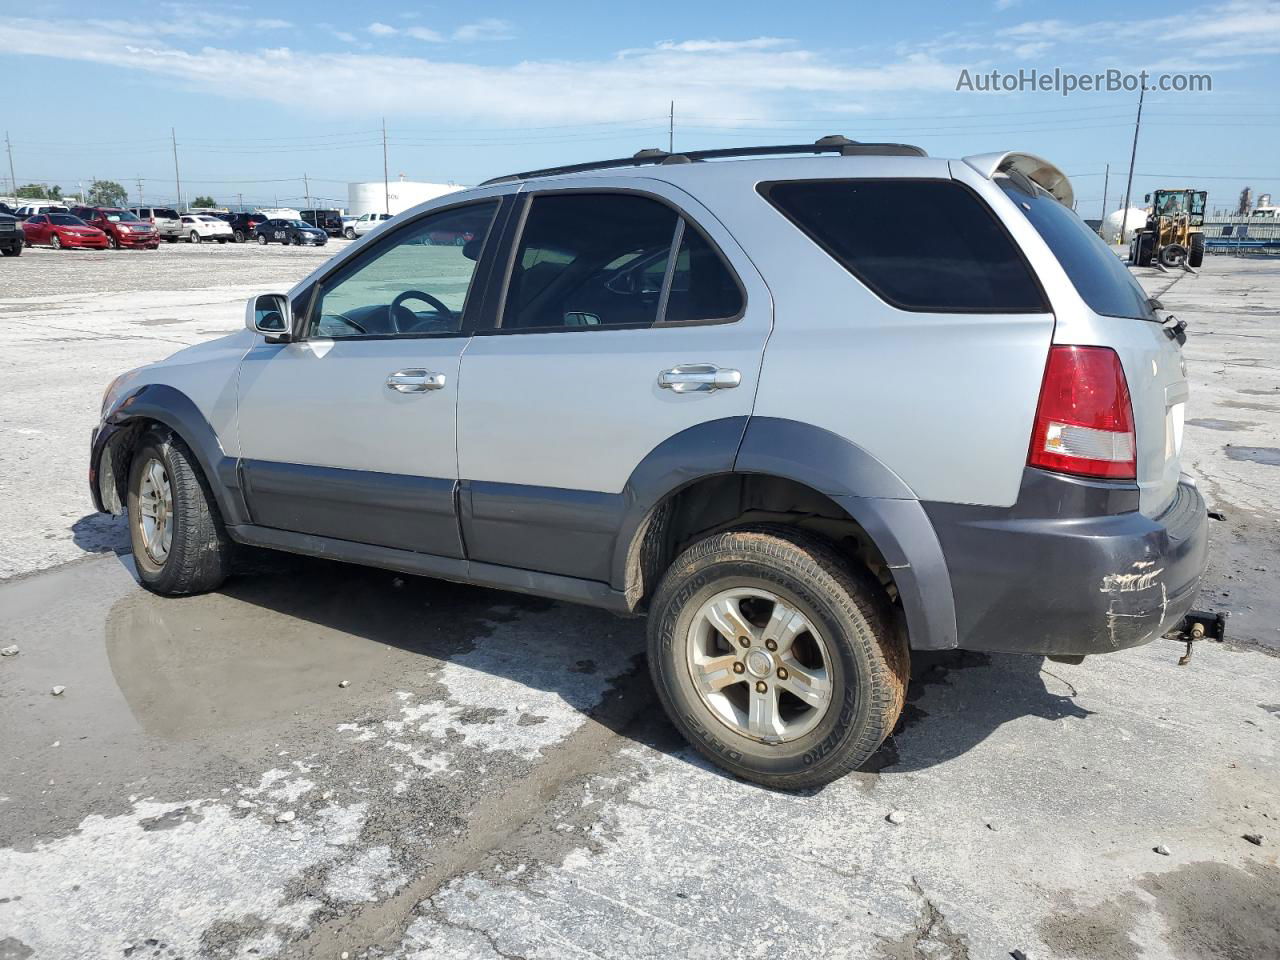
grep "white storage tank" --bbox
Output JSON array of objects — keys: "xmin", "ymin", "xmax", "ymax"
[
  {"xmin": 1103, "ymin": 207, "xmax": 1149, "ymax": 245},
  {"xmin": 347, "ymin": 180, "xmax": 464, "ymax": 217}
]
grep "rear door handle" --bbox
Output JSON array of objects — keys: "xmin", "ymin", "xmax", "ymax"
[
  {"xmin": 386, "ymin": 369, "xmax": 446, "ymax": 393},
  {"xmin": 657, "ymin": 363, "xmax": 742, "ymax": 394}
]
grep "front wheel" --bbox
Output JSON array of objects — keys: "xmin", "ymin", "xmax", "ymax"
[
  {"xmin": 50, "ymin": 234, "xmax": 62, "ymax": 250},
  {"xmin": 344, "ymin": 227, "xmax": 356, "ymax": 240},
  {"xmin": 1189, "ymin": 233, "xmax": 1206, "ymax": 268},
  {"xmin": 127, "ymin": 432, "xmax": 231, "ymax": 596},
  {"xmin": 109, "ymin": 234, "xmax": 120, "ymax": 250},
  {"xmin": 647, "ymin": 526, "xmax": 908, "ymax": 789},
  {"xmin": 1160, "ymin": 243, "xmax": 1187, "ymax": 268}
]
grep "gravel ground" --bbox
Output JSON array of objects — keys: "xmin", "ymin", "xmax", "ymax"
[{"xmin": 0, "ymin": 245, "xmax": 1277, "ymax": 959}]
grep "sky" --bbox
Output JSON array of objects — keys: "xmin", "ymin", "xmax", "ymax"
[{"xmin": 2, "ymin": 0, "xmax": 1278, "ymax": 214}]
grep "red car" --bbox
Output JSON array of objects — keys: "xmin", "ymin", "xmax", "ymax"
[
  {"xmin": 21, "ymin": 213, "xmax": 110, "ymax": 250},
  {"xmin": 68, "ymin": 206, "xmax": 159, "ymax": 250}
]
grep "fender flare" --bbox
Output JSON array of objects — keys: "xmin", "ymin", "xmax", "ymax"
[
  {"xmin": 99, "ymin": 383, "xmax": 249, "ymax": 526},
  {"xmin": 610, "ymin": 417, "xmax": 958, "ymax": 650}
]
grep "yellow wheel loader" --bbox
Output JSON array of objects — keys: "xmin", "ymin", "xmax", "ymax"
[{"xmin": 1129, "ymin": 188, "xmax": 1208, "ymax": 269}]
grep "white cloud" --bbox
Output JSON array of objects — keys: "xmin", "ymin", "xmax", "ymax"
[
  {"xmin": 0, "ymin": 17, "xmax": 959, "ymax": 124},
  {"xmin": 406, "ymin": 26, "xmax": 445, "ymax": 42},
  {"xmin": 993, "ymin": 0, "xmax": 1022, "ymax": 9},
  {"xmin": 366, "ymin": 22, "xmax": 398, "ymax": 37},
  {"xmin": 452, "ymin": 18, "xmax": 517, "ymax": 42}
]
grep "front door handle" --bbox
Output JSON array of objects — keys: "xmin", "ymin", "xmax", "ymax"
[
  {"xmin": 657, "ymin": 363, "xmax": 741, "ymax": 394},
  {"xmin": 386, "ymin": 369, "xmax": 446, "ymax": 393}
]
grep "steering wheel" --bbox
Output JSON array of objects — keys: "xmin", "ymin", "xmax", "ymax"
[{"xmin": 390, "ymin": 290, "xmax": 454, "ymax": 333}]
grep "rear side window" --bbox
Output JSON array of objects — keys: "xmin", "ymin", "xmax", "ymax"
[
  {"xmin": 501, "ymin": 192, "xmax": 743, "ymax": 331},
  {"xmin": 998, "ymin": 179, "xmax": 1154, "ymax": 321},
  {"xmin": 760, "ymin": 179, "xmax": 1048, "ymax": 313}
]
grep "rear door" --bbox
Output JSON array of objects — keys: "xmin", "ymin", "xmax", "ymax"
[
  {"xmin": 236, "ymin": 197, "xmax": 506, "ymax": 554},
  {"xmin": 454, "ymin": 181, "xmax": 771, "ymax": 582}
]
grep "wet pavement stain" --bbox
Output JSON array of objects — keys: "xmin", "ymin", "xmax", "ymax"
[
  {"xmin": 1225, "ymin": 445, "xmax": 1280, "ymax": 466},
  {"xmin": 1187, "ymin": 418, "xmax": 1257, "ymax": 431}
]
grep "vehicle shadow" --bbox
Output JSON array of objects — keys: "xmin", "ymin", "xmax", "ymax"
[
  {"xmin": 100, "ymin": 550, "xmax": 1093, "ymax": 782},
  {"xmin": 70, "ymin": 511, "xmax": 129, "ymax": 558}
]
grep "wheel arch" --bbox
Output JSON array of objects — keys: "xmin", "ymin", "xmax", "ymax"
[
  {"xmin": 612, "ymin": 417, "xmax": 959, "ymax": 650},
  {"xmin": 96, "ymin": 384, "xmax": 248, "ymax": 526}
]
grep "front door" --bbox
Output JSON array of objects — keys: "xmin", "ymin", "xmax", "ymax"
[
  {"xmin": 236, "ymin": 198, "xmax": 503, "ymax": 556},
  {"xmin": 456, "ymin": 185, "xmax": 772, "ymax": 582}
]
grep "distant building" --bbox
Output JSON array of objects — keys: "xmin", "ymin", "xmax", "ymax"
[{"xmin": 347, "ymin": 180, "xmax": 464, "ymax": 217}]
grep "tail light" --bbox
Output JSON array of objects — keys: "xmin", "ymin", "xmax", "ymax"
[{"xmin": 1028, "ymin": 345, "xmax": 1136, "ymax": 480}]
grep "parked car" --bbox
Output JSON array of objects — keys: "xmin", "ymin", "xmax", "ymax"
[
  {"xmin": 345, "ymin": 212, "xmax": 391, "ymax": 239},
  {"xmin": 89, "ymin": 139, "xmax": 1210, "ymax": 789},
  {"xmin": 68, "ymin": 206, "xmax": 159, "ymax": 250},
  {"xmin": 254, "ymin": 218, "xmax": 328, "ymax": 246},
  {"xmin": 180, "ymin": 214, "xmax": 234, "ymax": 244},
  {"xmin": 227, "ymin": 213, "xmax": 268, "ymax": 244},
  {"xmin": 21, "ymin": 212, "xmax": 109, "ymax": 250},
  {"xmin": 131, "ymin": 207, "xmax": 183, "ymax": 242},
  {"xmin": 299, "ymin": 209, "xmax": 345, "ymax": 237},
  {"xmin": 13, "ymin": 203, "xmax": 69, "ymax": 221},
  {"xmin": 0, "ymin": 211, "xmax": 22, "ymax": 256}
]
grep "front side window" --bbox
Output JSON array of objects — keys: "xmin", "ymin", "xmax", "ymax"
[
  {"xmin": 311, "ymin": 200, "xmax": 499, "ymax": 339},
  {"xmin": 761, "ymin": 179, "xmax": 1048, "ymax": 313},
  {"xmin": 501, "ymin": 192, "xmax": 742, "ymax": 331}
]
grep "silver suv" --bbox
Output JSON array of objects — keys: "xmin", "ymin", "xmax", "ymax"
[{"xmin": 90, "ymin": 138, "xmax": 1209, "ymax": 788}]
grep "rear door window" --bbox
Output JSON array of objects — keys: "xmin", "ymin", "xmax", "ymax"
[
  {"xmin": 998, "ymin": 178, "xmax": 1155, "ymax": 321},
  {"xmin": 760, "ymin": 179, "xmax": 1048, "ymax": 313}
]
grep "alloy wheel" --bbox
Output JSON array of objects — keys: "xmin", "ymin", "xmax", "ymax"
[
  {"xmin": 685, "ymin": 587, "xmax": 834, "ymax": 744},
  {"xmin": 136, "ymin": 458, "xmax": 174, "ymax": 565}
]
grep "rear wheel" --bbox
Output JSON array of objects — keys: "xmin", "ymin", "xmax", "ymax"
[
  {"xmin": 257, "ymin": 233, "xmax": 268, "ymax": 245},
  {"xmin": 647, "ymin": 526, "xmax": 908, "ymax": 789},
  {"xmin": 1135, "ymin": 232, "xmax": 1154, "ymax": 266},
  {"xmin": 1189, "ymin": 233, "xmax": 1206, "ymax": 268},
  {"xmin": 1160, "ymin": 243, "xmax": 1187, "ymax": 268},
  {"xmin": 189, "ymin": 231, "xmax": 201, "ymax": 244},
  {"xmin": 127, "ymin": 431, "xmax": 231, "ymax": 596},
  {"xmin": 233, "ymin": 229, "xmax": 245, "ymax": 243}
]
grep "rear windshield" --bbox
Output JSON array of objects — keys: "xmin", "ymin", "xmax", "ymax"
[
  {"xmin": 155, "ymin": 209, "xmax": 179, "ymax": 218},
  {"xmin": 998, "ymin": 178, "xmax": 1155, "ymax": 321},
  {"xmin": 760, "ymin": 179, "xmax": 1048, "ymax": 313}
]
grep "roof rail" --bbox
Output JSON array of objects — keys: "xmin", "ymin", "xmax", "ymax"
[{"xmin": 480, "ymin": 135, "xmax": 928, "ymax": 185}]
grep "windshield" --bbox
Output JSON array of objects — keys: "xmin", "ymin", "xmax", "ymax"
[
  {"xmin": 290, "ymin": 220, "xmax": 313, "ymax": 228},
  {"xmin": 1155, "ymin": 191, "xmax": 1189, "ymax": 216},
  {"xmin": 105, "ymin": 211, "xmax": 140, "ymax": 223},
  {"xmin": 999, "ymin": 178, "xmax": 1155, "ymax": 321},
  {"xmin": 49, "ymin": 215, "xmax": 86, "ymax": 226}
]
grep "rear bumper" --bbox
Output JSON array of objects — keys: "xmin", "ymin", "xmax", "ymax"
[{"xmin": 925, "ymin": 470, "xmax": 1209, "ymax": 655}]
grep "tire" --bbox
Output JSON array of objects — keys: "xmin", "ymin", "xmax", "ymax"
[
  {"xmin": 1160, "ymin": 243, "xmax": 1187, "ymax": 268},
  {"xmin": 234, "ymin": 230, "xmax": 245, "ymax": 243},
  {"xmin": 1136, "ymin": 232, "xmax": 1154, "ymax": 267},
  {"xmin": 1, "ymin": 243, "xmax": 20, "ymax": 257},
  {"xmin": 257, "ymin": 233, "xmax": 268, "ymax": 245},
  {"xmin": 126, "ymin": 431, "xmax": 231, "ymax": 596},
  {"xmin": 50, "ymin": 234, "xmax": 62, "ymax": 250},
  {"xmin": 1189, "ymin": 233, "xmax": 1205, "ymax": 268},
  {"xmin": 345, "ymin": 227, "xmax": 356, "ymax": 240},
  {"xmin": 109, "ymin": 234, "xmax": 120, "ymax": 250},
  {"xmin": 190, "ymin": 231, "xmax": 201, "ymax": 244},
  {"xmin": 647, "ymin": 525, "xmax": 908, "ymax": 789}
]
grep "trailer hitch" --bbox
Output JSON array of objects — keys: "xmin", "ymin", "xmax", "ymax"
[{"xmin": 1164, "ymin": 610, "xmax": 1229, "ymax": 665}]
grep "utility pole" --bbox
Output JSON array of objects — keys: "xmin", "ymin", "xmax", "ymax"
[
  {"xmin": 237, "ymin": 191, "xmax": 244, "ymax": 213},
  {"xmin": 381, "ymin": 117, "xmax": 390, "ymax": 216},
  {"xmin": 1099, "ymin": 163, "xmax": 1110, "ymax": 238},
  {"xmin": 4, "ymin": 131, "xmax": 15, "ymax": 200},
  {"xmin": 668, "ymin": 101, "xmax": 674, "ymax": 154},
  {"xmin": 136, "ymin": 175, "xmax": 144, "ymax": 207},
  {"xmin": 304, "ymin": 173, "xmax": 311, "ymax": 211},
  {"xmin": 1120, "ymin": 86, "xmax": 1144, "ymax": 241},
  {"xmin": 171, "ymin": 127, "xmax": 183, "ymax": 212}
]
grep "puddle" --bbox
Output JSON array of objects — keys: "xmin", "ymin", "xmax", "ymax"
[
  {"xmin": 132, "ymin": 317, "xmax": 187, "ymax": 326},
  {"xmin": 1186, "ymin": 418, "xmax": 1256, "ymax": 431},
  {"xmin": 1220, "ymin": 399, "xmax": 1280, "ymax": 413},
  {"xmin": 1225, "ymin": 446, "xmax": 1280, "ymax": 466}
]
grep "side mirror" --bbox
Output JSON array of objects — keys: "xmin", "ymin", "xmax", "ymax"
[
  {"xmin": 1144, "ymin": 193, "xmax": 1151, "ymax": 203},
  {"xmin": 246, "ymin": 293, "xmax": 292, "ymax": 342}
]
